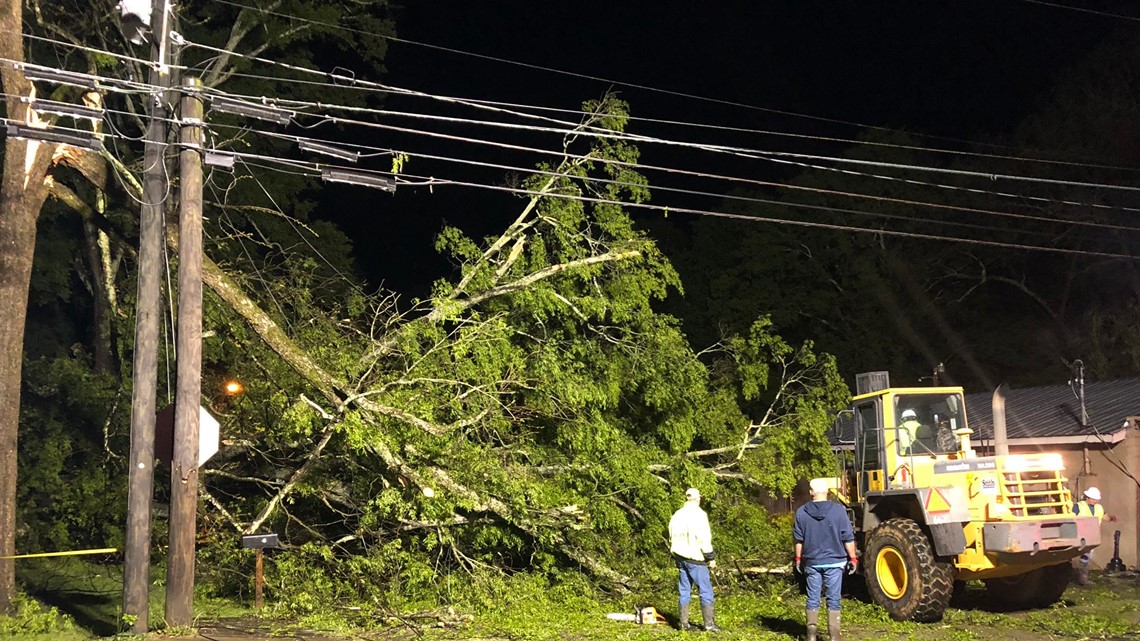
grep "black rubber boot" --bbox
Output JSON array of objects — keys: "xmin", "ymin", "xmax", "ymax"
[
  {"xmin": 679, "ymin": 603, "xmax": 692, "ymax": 631},
  {"xmin": 806, "ymin": 609, "xmax": 818, "ymax": 641},
  {"xmin": 701, "ymin": 603, "xmax": 721, "ymax": 632}
]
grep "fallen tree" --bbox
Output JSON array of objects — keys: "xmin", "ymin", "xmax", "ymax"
[{"xmin": 72, "ymin": 94, "xmax": 846, "ymax": 607}]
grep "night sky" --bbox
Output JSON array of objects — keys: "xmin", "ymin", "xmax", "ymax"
[{"xmin": 316, "ymin": 1, "xmax": 1123, "ymax": 297}]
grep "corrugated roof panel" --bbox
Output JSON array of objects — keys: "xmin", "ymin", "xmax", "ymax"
[{"xmin": 965, "ymin": 378, "xmax": 1140, "ymax": 440}]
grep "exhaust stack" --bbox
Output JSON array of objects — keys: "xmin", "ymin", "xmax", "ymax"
[{"xmin": 992, "ymin": 383, "xmax": 1009, "ymax": 456}]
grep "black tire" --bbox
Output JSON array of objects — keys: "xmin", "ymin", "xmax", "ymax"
[
  {"xmin": 864, "ymin": 518, "xmax": 955, "ymax": 622},
  {"xmin": 983, "ymin": 563, "xmax": 1071, "ymax": 609}
]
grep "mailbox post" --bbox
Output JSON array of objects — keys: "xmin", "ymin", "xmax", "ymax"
[{"xmin": 241, "ymin": 534, "xmax": 279, "ymax": 610}]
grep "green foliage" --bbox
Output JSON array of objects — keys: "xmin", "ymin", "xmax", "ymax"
[
  {"xmin": 17, "ymin": 357, "xmax": 127, "ymax": 552},
  {"xmin": 0, "ymin": 594, "xmax": 77, "ymax": 638},
  {"xmin": 177, "ymin": 96, "xmax": 853, "ymax": 611}
]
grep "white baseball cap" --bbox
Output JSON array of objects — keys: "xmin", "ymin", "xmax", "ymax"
[
  {"xmin": 685, "ymin": 487, "xmax": 701, "ymax": 500},
  {"xmin": 1084, "ymin": 486, "xmax": 1101, "ymax": 501},
  {"xmin": 809, "ymin": 478, "xmax": 831, "ymax": 495}
]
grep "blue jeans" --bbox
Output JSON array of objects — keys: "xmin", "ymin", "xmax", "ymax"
[
  {"xmin": 805, "ymin": 565, "xmax": 843, "ymax": 611},
  {"xmin": 677, "ymin": 559, "xmax": 714, "ymax": 606}
]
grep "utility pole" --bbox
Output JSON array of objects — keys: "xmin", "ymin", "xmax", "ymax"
[
  {"xmin": 166, "ymin": 75, "xmax": 203, "ymax": 627},
  {"xmin": 122, "ymin": 0, "xmax": 172, "ymax": 632}
]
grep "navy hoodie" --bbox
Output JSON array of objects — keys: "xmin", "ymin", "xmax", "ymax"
[{"xmin": 792, "ymin": 500, "xmax": 855, "ymax": 566}]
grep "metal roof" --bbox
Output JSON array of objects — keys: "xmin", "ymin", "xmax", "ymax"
[{"xmin": 964, "ymin": 378, "xmax": 1140, "ymax": 442}]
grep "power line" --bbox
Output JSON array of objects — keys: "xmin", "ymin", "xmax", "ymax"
[
  {"xmin": 12, "ymin": 29, "xmax": 188, "ymax": 73},
  {"xmin": 7, "ymin": 79, "xmax": 1138, "ymax": 240},
  {"xmin": 204, "ymin": 0, "xmax": 1048, "ymax": 155},
  {"xmin": 212, "ymin": 126, "xmax": 1056, "ymax": 238},
  {"xmin": 207, "ymin": 103, "xmax": 1140, "ymax": 233},
  {"xmin": 12, "ymin": 35, "xmax": 1140, "ymax": 202},
  {"xmin": 77, "ymin": 94, "xmax": 1113, "ymax": 246},
  {"xmin": 8, "ymin": 54, "xmax": 1140, "ymax": 244},
  {"xmin": 212, "ymin": 119, "xmax": 1140, "ymax": 235},
  {"xmin": 246, "ymin": 91, "xmax": 1140, "ymax": 221},
  {"xmin": 211, "ymin": 65, "xmax": 1140, "ymax": 176},
  {"xmin": 376, "ymin": 169, "xmax": 1140, "ymax": 261},
  {"xmin": 201, "ymin": 145, "xmax": 1140, "ymax": 261},
  {"xmin": 170, "ymin": 48, "xmax": 1140, "ymax": 196},
  {"xmin": 1018, "ymin": 0, "xmax": 1140, "ymax": 22}
]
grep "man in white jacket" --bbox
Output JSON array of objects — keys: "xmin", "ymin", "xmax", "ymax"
[{"xmin": 669, "ymin": 487, "xmax": 720, "ymax": 632}]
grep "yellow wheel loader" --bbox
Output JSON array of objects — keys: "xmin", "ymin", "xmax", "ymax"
[{"xmin": 828, "ymin": 373, "xmax": 1100, "ymax": 622}]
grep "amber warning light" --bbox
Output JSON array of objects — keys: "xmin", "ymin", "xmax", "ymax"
[{"xmin": 224, "ymin": 380, "xmax": 244, "ymax": 396}]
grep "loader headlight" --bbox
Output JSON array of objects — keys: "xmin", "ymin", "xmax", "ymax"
[
  {"xmin": 1003, "ymin": 453, "xmax": 1064, "ymax": 472},
  {"xmin": 987, "ymin": 501, "xmax": 1011, "ymax": 520}
]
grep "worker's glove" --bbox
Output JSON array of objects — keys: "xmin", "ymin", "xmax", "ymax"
[
  {"xmin": 794, "ymin": 557, "xmax": 803, "ymax": 574},
  {"xmin": 846, "ymin": 557, "xmax": 858, "ymax": 575},
  {"xmin": 708, "ymin": 559, "xmax": 716, "ymax": 570}
]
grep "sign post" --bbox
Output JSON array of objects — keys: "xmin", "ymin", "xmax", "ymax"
[{"xmin": 241, "ymin": 534, "xmax": 279, "ymax": 610}]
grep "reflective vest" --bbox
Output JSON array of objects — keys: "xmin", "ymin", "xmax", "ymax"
[
  {"xmin": 899, "ymin": 419, "xmax": 920, "ymax": 451},
  {"xmin": 669, "ymin": 502, "xmax": 714, "ymax": 563},
  {"xmin": 1073, "ymin": 500, "xmax": 1105, "ymax": 523}
]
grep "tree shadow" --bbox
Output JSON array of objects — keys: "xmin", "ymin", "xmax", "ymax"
[
  {"xmin": 26, "ymin": 585, "xmax": 120, "ymax": 637},
  {"xmin": 17, "ymin": 558, "xmax": 122, "ymax": 637}
]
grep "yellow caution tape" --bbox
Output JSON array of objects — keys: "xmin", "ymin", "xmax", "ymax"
[{"xmin": 1, "ymin": 547, "xmax": 118, "ymax": 560}]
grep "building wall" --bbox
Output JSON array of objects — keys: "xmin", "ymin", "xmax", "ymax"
[{"xmin": 1013, "ymin": 431, "xmax": 1139, "ymax": 570}]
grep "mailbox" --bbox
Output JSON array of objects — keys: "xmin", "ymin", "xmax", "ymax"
[{"xmin": 241, "ymin": 533, "xmax": 279, "ymax": 549}]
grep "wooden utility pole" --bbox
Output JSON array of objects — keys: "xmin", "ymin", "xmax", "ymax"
[
  {"xmin": 165, "ymin": 75, "xmax": 203, "ymax": 628},
  {"xmin": 122, "ymin": 0, "xmax": 172, "ymax": 632}
]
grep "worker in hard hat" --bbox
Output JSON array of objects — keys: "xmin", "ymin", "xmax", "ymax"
[
  {"xmin": 1071, "ymin": 486, "xmax": 1116, "ymax": 585},
  {"xmin": 897, "ymin": 408, "xmax": 921, "ymax": 454},
  {"xmin": 669, "ymin": 487, "xmax": 720, "ymax": 632}
]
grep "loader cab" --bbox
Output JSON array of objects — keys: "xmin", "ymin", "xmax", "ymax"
[{"xmin": 837, "ymin": 385, "xmax": 969, "ymax": 502}]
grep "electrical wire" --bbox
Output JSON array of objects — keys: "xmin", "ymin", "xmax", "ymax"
[
  {"xmin": 204, "ymin": 0, "xmax": 1062, "ymax": 156},
  {"xmin": 1018, "ymin": 0, "xmax": 1140, "ymax": 22},
  {"xmin": 222, "ymin": 111, "xmax": 1140, "ymax": 234},
  {"xmin": 6, "ymin": 92, "xmax": 1140, "ymax": 247},
  {"xmin": 384, "ymin": 169, "xmax": 1140, "ymax": 260},
  {"xmin": 210, "ymin": 146, "xmax": 1140, "ymax": 260},
  {"xmin": 15, "ymin": 30, "xmax": 187, "ymax": 71},
  {"xmin": 215, "ymin": 120, "xmax": 1135, "ymax": 236},
  {"xmin": 210, "ymin": 65, "xmax": 1140, "ymax": 176},
  {"xmin": 235, "ymin": 157, "xmax": 363, "ymax": 291},
  {"xmin": 180, "ymin": 66, "xmax": 1140, "ymax": 195},
  {"xmin": 10, "ymin": 97, "xmax": 1131, "ymax": 250},
  {"xmin": 11, "ymin": 37, "xmax": 1140, "ymax": 204},
  {"xmin": 9, "ymin": 82, "xmax": 1140, "ymax": 234},
  {"xmin": 8, "ymin": 84, "xmax": 1140, "ymax": 253},
  {"xmin": 287, "ymin": 141, "xmax": 1054, "ymax": 237},
  {"xmin": 191, "ymin": 82, "xmax": 1140, "ymax": 220}
]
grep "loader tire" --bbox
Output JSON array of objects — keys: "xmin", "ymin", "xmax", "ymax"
[
  {"xmin": 984, "ymin": 563, "xmax": 1071, "ymax": 609},
  {"xmin": 865, "ymin": 518, "xmax": 955, "ymax": 622}
]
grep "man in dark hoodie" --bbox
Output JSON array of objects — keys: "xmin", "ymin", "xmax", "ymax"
[{"xmin": 793, "ymin": 478, "xmax": 858, "ymax": 641}]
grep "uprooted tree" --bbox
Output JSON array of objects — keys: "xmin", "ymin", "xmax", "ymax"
[
  {"xmin": 3, "ymin": 0, "xmax": 847, "ymax": 605},
  {"xmin": 173, "ymin": 96, "xmax": 848, "ymax": 608}
]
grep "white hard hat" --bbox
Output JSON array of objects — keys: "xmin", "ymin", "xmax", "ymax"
[
  {"xmin": 1083, "ymin": 486, "xmax": 1101, "ymax": 501},
  {"xmin": 684, "ymin": 487, "xmax": 701, "ymax": 500},
  {"xmin": 809, "ymin": 478, "xmax": 831, "ymax": 495},
  {"xmin": 901, "ymin": 409, "xmax": 917, "ymax": 420}
]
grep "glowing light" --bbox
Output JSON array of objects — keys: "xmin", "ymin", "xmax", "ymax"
[
  {"xmin": 1003, "ymin": 453, "xmax": 1064, "ymax": 473},
  {"xmin": 223, "ymin": 380, "xmax": 244, "ymax": 396}
]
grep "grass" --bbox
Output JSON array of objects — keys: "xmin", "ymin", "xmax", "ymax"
[{"xmin": 2, "ymin": 562, "xmax": 1139, "ymax": 641}]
